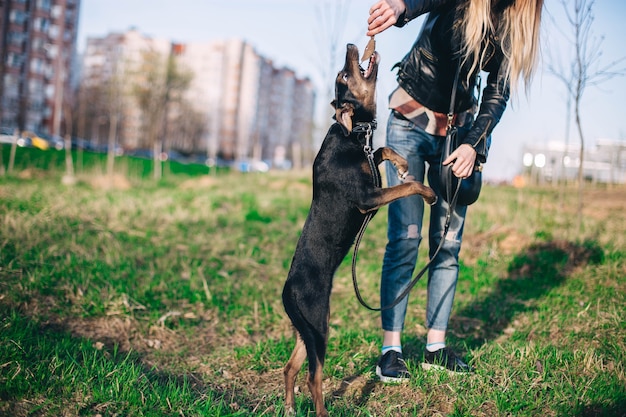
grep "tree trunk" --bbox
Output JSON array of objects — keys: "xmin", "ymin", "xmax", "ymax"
[
  {"xmin": 574, "ymin": 93, "xmax": 585, "ymax": 232},
  {"xmin": 8, "ymin": 129, "xmax": 18, "ymax": 174},
  {"xmin": 65, "ymin": 134, "xmax": 74, "ymax": 177},
  {"xmin": 153, "ymin": 139, "xmax": 162, "ymax": 181},
  {"xmin": 62, "ymin": 134, "xmax": 76, "ymax": 185},
  {"xmin": 0, "ymin": 144, "xmax": 4, "ymax": 176},
  {"xmin": 107, "ymin": 113, "xmax": 118, "ymax": 182}
]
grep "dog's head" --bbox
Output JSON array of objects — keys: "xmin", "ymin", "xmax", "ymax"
[{"xmin": 332, "ymin": 43, "xmax": 379, "ymax": 136}]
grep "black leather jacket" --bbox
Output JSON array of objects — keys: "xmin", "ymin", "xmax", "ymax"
[{"xmin": 394, "ymin": 0, "xmax": 510, "ymax": 163}]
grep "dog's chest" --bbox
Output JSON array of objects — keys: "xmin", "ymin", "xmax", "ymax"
[{"xmin": 313, "ymin": 135, "xmax": 378, "ymax": 204}]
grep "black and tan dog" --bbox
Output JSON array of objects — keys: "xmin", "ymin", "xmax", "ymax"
[{"xmin": 281, "ymin": 44, "xmax": 436, "ymax": 416}]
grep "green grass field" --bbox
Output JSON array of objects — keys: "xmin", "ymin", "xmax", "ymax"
[{"xmin": 1, "ymin": 147, "xmax": 625, "ymax": 416}]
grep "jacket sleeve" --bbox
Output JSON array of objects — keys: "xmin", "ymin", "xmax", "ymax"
[
  {"xmin": 395, "ymin": 0, "xmax": 456, "ymax": 26},
  {"xmin": 461, "ymin": 68, "xmax": 510, "ymax": 164}
]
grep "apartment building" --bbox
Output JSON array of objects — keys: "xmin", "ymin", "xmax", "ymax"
[
  {"xmin": 81, "ymin": 29, "xmax": 316, "ymax": 167},
  {"xmin": 81, "ymin": 29, "xmax": 170, "ymax": 149},
  {"xmin": 0, "ymin": 0, "xmax": 81, "ymax": 135},
  {"xmin": 171, "ymin": 38, "xmax": 316, "ymax": 168}
]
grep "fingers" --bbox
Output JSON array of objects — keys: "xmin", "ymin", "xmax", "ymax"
[
  {"xmin": 443, "ymin": 161, "xmax": 472, "ymax": 178},
  {"xmin": 453, "ymin": 161, "xmax": 474, "ymax": 179},
  {"xmin": 367, "ymin": 0, "xmax": 403, "ymax": 36},
  {"xmin": 442, "ymin": 154, "xmax": 455, "ymax": 167},
  {"xmin": 443, "ymin": 144, "xmax": 477, "ymax": 178}
]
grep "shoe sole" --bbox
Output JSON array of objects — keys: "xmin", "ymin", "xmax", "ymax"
[{"xmin": 375, "ymin": 366, "xmax": 410, "ymax": 384}]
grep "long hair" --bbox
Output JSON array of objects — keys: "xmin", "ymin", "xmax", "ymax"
[{"xmin": 458, "ymin": 0, "xmax": 544, "ymax": 94}]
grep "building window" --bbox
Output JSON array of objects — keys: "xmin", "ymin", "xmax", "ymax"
[
  {"xmin": 30, "ymin": 58, "xmax": 44, "ymax": 74},
  {"xmin": 49, "ymin": 25, "xmax": 60, "ymax": 39},
  {"xmin": 32, "ymin": 37, "xmax": 44, "ymax": 52},
  {"xmin": 3, "ymin": 74, "xmax": 19, "ymax": 97},
  {"xmin": 7, "ymin": 52, "xmax": 23, "ymax": 68},
  {"xmin": 45, "ymin": 43, "xmax": 58, "ymax": 59},
  {"xmin": 7, "ymin": 32, "xmax": 26, "ymax": 48},
  {"xmin": 37, "ymin": 0, "xmax": 52, "ymax": 12},
  {"xmin": 51, "ymin": 4, "xmax": 63, "ymax": 18},
  {"xmin": 9, "ymin": 10, "xmax": 27, "ymax": 25},
  {"xmin": 30, "ymin": 79, "xmax": 44, "ymax": 95},
  {"xmin": 33, "ymin": 17, "xmax": 49, "ymax": 32},
  {"xmin": 45, "ymin": 84, "xmax": 55, "ymax": 99}
]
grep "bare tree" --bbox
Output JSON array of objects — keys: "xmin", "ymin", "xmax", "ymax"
[
  {"xmin": 103, "ymin": 67, "xmax": 126, "ymax": 183},
  {"xmin": 546, "ymin": 0, "xmax": 625, "ymax": 227},
  {"xmin": 134, "ymin": 50, "xmax": 192, "ymax": 180},
  {"xmin": 61, "ymin": 101, "xmax": 76, "ymax": 185},
  {"xmin": 313, "ymin": 0, "xmax": 352, "ymax": 137},
  {"xmin": 167, "ymin": 99, "xmax": 207, "ymax": 154}
]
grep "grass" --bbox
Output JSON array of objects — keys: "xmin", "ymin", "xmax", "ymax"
[{"xmin": 0, "ymin": 149, "xmax": 625, "ymax": 416}]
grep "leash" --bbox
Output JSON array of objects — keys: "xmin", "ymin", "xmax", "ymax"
[
  {"xmin": 350, "ymin": 66, "xmax": 462, "ymax": 311},
  {"xmin": 351, "ymin": 201, "xmax": 454, "ymax": 312},
  {"xmin": 350, "ymin": 121, "xmax": 382, "ymax": 310}
]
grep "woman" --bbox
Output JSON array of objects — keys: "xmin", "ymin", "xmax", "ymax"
[{"xmin": 366, "ymin": 0, "xmax": 544, "ymax": 382}]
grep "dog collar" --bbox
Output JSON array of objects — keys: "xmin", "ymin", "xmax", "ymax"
[{"xmin": 353, "ymin": 120, "xmax": 377, "ymax": 133}]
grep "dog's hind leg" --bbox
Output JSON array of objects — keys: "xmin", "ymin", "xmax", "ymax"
[
  {"xmin": 284, "ymin": 331, "xmax": 306, "ymax": 416},
  {"xmin": 306, "ymin": 309, "xmax": 329, "ymax": 417},
  {"xmin": 308, "ymin": 355, "xmax": 328, "ymax": 417}
]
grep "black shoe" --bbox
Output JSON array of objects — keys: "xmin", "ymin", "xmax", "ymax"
[
  {"xmin": 422, "ymin": 347, "xmax": 473, "ymax": 373},
  {"xmin": 376, "ymin": 350, "xmax": 411, "ymax": 383}
]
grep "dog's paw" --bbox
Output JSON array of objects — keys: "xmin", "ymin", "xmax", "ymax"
[
  {"xmin": 401, "ymin": 174, "xmax": 415, "ymax": 183},
  {"xmin": 406, "ymin": 180, "xmax": 437, "ymax": 206}
]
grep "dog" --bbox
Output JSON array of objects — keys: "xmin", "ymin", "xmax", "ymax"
[{"xmin": 281, "ymin": 44, "xmax": 436, "ymax": 417}]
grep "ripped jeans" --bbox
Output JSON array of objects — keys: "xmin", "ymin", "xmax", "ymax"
[{"xmin": 380, "ymin": 111, "xmax": 467, "ymax": 332}]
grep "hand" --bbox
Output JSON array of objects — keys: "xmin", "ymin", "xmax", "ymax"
[
  {"xmin": 367, "ymin": 0, "xmax": 406, "ymax": 36},
  {"xmin": 442, "ymin": 144, "xmax": 477, "ymax": 179}
]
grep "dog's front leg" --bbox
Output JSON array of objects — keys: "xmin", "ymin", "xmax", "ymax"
[
  {"xmin": 357, "ymin": 181, "xmax": 437, "ymax": 213},
  {"xmin": 373, "ymin": 147, "xmax": 409, "ymax": 180}
]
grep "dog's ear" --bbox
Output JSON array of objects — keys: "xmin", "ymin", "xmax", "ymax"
[{"xmin": 335, "ymin": 104, "xmax": 354, "ymax": 136}]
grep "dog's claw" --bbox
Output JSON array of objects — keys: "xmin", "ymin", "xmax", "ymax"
[{"xmin": 401, "ymin": 174, "xmax": 415, "ymax": 183}]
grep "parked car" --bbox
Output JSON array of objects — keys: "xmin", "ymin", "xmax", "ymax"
[
  {"xmin": 126, "ymin": 148, "xmax": 153, "ymax": 159},
  {"xmin": 21, "ymin": 131, "xmax": 49, "ymax": 150},
  {"xmin": 0, "ymin": 127, "xmax": 18, "ymax": 144},
  {"xmin": 236, "ymin": 159, "xmax": 270, "ymax": 173},
  {"xmin": 93, "ymin": 142, "xmax": 124, "ymax": 156},
  {"xmin": 39, "ymin": 133, "xmax": 65, "ymax": 150},
  {"xmin": 71, "ymin": 137, "xmax": 97, "ymax": 152},
  {"xmin": 16, "ymin": 136, "xmax": 31, "ymax": 147}
]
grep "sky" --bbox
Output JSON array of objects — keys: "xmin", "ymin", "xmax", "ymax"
[{"xmin": 77, "ymin": 0, "xmax": 626, "ymax": 181}]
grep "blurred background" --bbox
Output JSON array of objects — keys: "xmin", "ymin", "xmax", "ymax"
[{"xmin": 1, "ymin": 0, "xmax": 624, "ymax": 183}]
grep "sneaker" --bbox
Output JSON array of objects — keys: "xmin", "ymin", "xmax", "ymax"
[
  {"xmin": 376, "ymin": 350, "xmax": 411, "ymax": 383},
  {"xmin": 422, "ymin": 347, "xmax": 473, "ymax": 373}
]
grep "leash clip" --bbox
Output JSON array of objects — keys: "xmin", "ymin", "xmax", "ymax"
[{"xmin": 355, "ymin": 120, "xmax": 376, "ymax": 157}]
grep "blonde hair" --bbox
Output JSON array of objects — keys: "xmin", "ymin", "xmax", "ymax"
[{"xmin": 458, "ymin": 0, "xmax": 544, "ymax": 94}]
